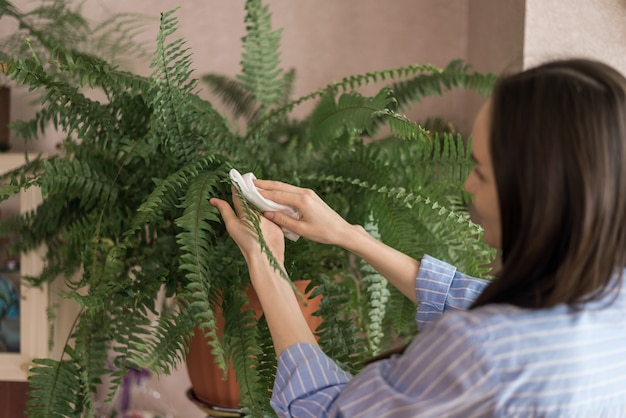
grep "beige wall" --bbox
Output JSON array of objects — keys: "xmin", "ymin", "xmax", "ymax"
[
  {"xmin": 524, "ymin": 0, "xmax": 626, "ymax": 73},
  {"xmin": 467, "ymin": 0, "xmax": 525, "ymax": 123}
]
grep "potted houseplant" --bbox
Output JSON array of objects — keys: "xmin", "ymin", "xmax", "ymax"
[{"xmin": 0, "ymin": 0, "xmax": 496, "ymax": 416}]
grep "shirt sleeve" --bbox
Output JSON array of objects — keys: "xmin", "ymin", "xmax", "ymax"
[
  {"xmin": 270, "ymin": 343, "xmax": 352, "ymax": 418},
  {"xmin": 270, "ymin": 255, "xmax": 492, "ymax": 417},
  {"xmin": 271, "ymin": 312, "xmax": 497, "ymax": 418},
  {"xmin": 415, "ymin": 254, "xmax": 490, "ymax": 331}
]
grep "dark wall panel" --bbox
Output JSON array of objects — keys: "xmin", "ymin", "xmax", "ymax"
[{"xmin": 0, "ymin": 381, "xmax": 28, "ymax": 418}]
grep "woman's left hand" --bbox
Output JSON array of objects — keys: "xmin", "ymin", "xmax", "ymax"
[
  {"xmin": 211, "ymin": 187, "xmax": 318, "ymax": 355},
  {"xmin": 210, "ymin": 187, "xmax": 285, "ymax": 266}
]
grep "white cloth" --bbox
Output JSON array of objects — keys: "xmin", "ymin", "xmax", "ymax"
[{"xmin": 229, "ymin": 169, "xmax": 300, "ymax": 241}]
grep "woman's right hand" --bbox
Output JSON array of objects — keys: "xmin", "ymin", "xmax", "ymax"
[
  {"xmin": 255, "ymin": 178, "xmax": 421, "ymax": 303},
  {"xmin": 253, "ymin": 179, "xmax": 362, "ymax": 248}
]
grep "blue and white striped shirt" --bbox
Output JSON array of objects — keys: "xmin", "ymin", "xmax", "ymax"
[{"xmin": 271, "ymin": 255, "xmax": 626, "ymax": 417}]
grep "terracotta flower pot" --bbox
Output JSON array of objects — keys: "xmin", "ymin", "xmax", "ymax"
[
  {"xmin": 185, "ymin": 280, "xmax": 322, "ymax": 412},
  {"xmin": 0, "ymin": 86, "xmax": 10, "ymax": 152}
]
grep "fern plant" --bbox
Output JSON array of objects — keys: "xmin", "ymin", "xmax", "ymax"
[{"xmin": 1, "ymin": 0, "xmax": 496, "ymax": 416}]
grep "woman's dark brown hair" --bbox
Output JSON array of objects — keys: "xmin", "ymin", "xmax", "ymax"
[
  {"xmin": 367, "ymin": 59, "xmax": 626, "ymax": 362},
  {"xmin": 471, "ymin": 59, "xmax": 626, "ymax": 309}
]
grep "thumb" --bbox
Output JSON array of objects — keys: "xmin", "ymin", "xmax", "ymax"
[{"xmin": 210, "ymin": 198, "xmax": 239, "ymax": 225}]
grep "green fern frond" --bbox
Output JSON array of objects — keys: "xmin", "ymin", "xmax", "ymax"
[
  {"xmin": 131, "ymin": 301, "xmax": 196, "ymax": 376},
  {"xmin": 126, "ymin": 157, "xmax": 225, "ymax": 239},
  {"xmin": 26, "ymin": 358, "xmax": 81, "ymax": 417},
  {"xmin": 238, "ymin": 0, "xmax": 284, "ymax": 110},
  {"xmin": 371, "ymin": 132, "xmax": 473, "ymax": 193},
  {"xmin": 8, "ymin": 106, "xmax": 57, "ymax": 144},
  {"xmin": 311, "ymin": 274, "xmax": 368, "ymax": 373},
  {"xmin": 7, "ymin": 54, "xmax": 151, "ymax": 154},
  {"xmin": 248, "ymin": 63, "xmax": 444, "ymax": 138},
  {"xmin": 152, "ymin": 9, "xmax": 196, "ymax": 93},
  {"xmin": 431, "ymin": 133, "xmax": 475, "ymax": 185},
  {"xmin": 202, "ymin": 73, "xmax": 260, "ymax": 122},
  {"xmin": 361, "ymin": 216, "xmax": 390, "ymax": 355},
  {"xmin": 278, "ymin": 68, "xmax": 296, "ymax": 107},
  {"xmin": 373, "ymin": 108, "xmax": 430, "ymax": 141},
  {"xmin": 15, "ymin": 196, "xmax": 83, "ymax": 258},
  {"xmin": 106, "ymin": 305, "xmax": 153, "ymax": 377},
  {"xmin": 255, "ymin": 315, "xmax": 277, "ymax": 409},
  {"xmin": 389, "ymin": 59, "xmax": 497, "ymax": 112},
  {"xmin": 27, "ymin": 311, "xmax": 111, "ymax": 416},
  {"xmin": 308, "ymin": 88, "xmax": 398, "ymax": 146},
  {"xmin": 150, "ymin": 10, "xmax": 239, "ymax": 166},
  {"xmin": 72, "ymin": 320, "xmax": 111, "ymax": 413},
  {"xmin": 221, "ymin": 287, "xmax": 268, "ymax": 416},
  {"xmin": 150, "ymin": 9, "xmax": 201, "ymax": 159},
  {"xmin": 386, "ymin": 286, "xmax": 418, "ymax": 338},
  {"xmin": 38, "ymin": 158, "xmax": 117, "ymax": 209},
  {"xmin": 337, "ymin": 63, "xmax": 443, "ymax": 90},
  {"xmin": 307, "ymin": 174, "xmax": 494, "ymax": 276},
  {"xmin": 372, "ymin": 202, "xmax": 430, "ymax": 259},
  {"xmin": 440, "ymin": 59, "xmax": 496, "ymax": 96},
  {"xmin": 174, "ymin": 171, "xmax": 222, "ymax": 269},
  {"xmin": 175, "ymin": 169, "xmax": 227, "ymax": 371}
]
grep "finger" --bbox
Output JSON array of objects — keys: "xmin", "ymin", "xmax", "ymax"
[
  {"xmin": 256, "ymin": 188, "xmax": 303, "ymax": 208},
  {"xmin": 264, "ymin": 210, "xmax": 302, "ymax": 233},
  {"xmin": 254, "ymin": 179, "xmax": 306, "ymax": 194}
]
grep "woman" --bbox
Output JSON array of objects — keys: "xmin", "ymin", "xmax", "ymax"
[{"xmin": 210, "ymin": 59, "xmax": 626, "ymax": 417}]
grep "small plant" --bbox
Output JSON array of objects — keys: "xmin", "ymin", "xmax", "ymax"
[{"xmin": 0, "ymin": 1, "xmax": 495, "ymax": 415}]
